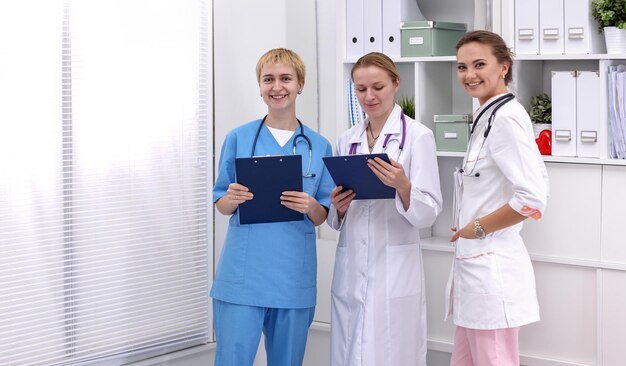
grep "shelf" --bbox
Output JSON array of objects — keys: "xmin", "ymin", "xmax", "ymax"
[
  {"xmin": 420, "ymin": 235, "xmax": 626, "ymax": 272},
  {"xmin": 436, "ymin": 151, "xmax": 465, "ymax": 158},
  {"xmin": 436, "ymin": 151, "xmax": 626, "ymax": 166},
  {"xmin": 515, "ymin": 53, "xmax": 626, "ymax": 61},
  {"xmin": 543, "ymin": 156, "xmax": 626, "ymax": 166},
  {"xmin": 420, "ymin": 235, "xmax": 454, "ymax": 253},
  {"xmin": 343, "ymin": 55, "xmax": 457, "ymax": 64},
  {"xmin": 345, "ymin": 54, "xmax": 626, "ymax": 65}
]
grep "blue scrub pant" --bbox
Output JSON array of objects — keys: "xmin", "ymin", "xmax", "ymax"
[{"xmin": 213, "ymin": 299, "xmax": 315, "ymax": 366}]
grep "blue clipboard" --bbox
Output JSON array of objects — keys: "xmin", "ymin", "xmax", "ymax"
[
  {"xmin": 235, "ymin": 155, "xmax": 304, "ymax": 224},
  {"xmin": 322, "ymin": 153, "xmax": 395, "ymax": 200}
]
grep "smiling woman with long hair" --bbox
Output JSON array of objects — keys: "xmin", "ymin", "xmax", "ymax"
[{"xmin": 446, "ymin": 30, "xmax": 549, "ymax": 366}]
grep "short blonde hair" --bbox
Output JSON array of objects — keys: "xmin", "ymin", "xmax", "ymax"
[{"xmin": 255, "ymin": 48, "xmax": 306, "ymax": 84}]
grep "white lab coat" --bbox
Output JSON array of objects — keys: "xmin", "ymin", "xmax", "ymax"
[
  {"xmin": 328, "ymin": 105, "xmax": 442, "ymax": 366},
  {"xmin": 445, "ymin": 95, "xmax": 549, "ymax": 330}
]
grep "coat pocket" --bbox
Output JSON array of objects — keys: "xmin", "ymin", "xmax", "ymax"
[
  {"xmin": 215, "ymin": 226, "xmax": 249, "ymax": 283},
  {"xmin": 387, "ymin": 243, "xmax": 423, "ymax": 299},
  {"xmin": 454, "ymin": 236, "xmax": 494, "ymax": 260}
]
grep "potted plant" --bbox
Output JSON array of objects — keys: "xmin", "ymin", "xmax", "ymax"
[
  {"xmin": 528, "ymin": 93, "xmax": 552, "ymax": 138},
  {"xmin": 591, "ymin": 0, "xmax": 626, "ymax": 53},
  {"xmin": 398, "ymin": 96, "xmax": 415, "ymax": 119}
]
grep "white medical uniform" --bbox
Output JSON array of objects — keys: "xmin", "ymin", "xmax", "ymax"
[
  {"xmin": 328, "ymin": 104, "xmax": 443, "ymax": 366},
  {"xmin": 445, "ymin": 94, "xmax": 549, "ymax": 330}
]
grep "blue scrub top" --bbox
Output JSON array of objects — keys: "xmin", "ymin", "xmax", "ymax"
[{"xmin": 211, "ymin": 119, "xmax": 335, "ymax": 309}]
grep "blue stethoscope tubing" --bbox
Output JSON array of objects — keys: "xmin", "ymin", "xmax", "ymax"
[
  {"xmin": 250, "ymin": 116, "xmax": 315, "ymax": 178},
  {"xmin": 348, "ymin": 112, "xmax": 407, "ymax": 156},
  {"xmin": 461, "ymin": 93, "xmax": 515, "ymax": 177}
]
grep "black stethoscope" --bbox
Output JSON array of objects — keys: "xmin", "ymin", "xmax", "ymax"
[
  {"xmin": 348, "ymin": 112, "xmax": 407, "ymax": 158},
  {"xmin": 460, "ymin": 93, "xmax": 515, "ymax": 177},
  {"xmin": 250, "ymin": 116, "xmax": 316, "ymax": 178}
]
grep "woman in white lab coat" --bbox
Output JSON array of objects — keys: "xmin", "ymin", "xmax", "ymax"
[
  {"xmin": 327, "ymin": 52, "xmax": 442, "ymax": 366},
  {"xmin": 447, "ymin": 31, "xmax": 549, "ymax": 365}
]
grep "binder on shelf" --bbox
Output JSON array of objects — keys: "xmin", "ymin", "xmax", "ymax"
[
  {"xmin": 381, "ymin": 0, "xmax": 425, "ymax": 57},
  {"xmin": 515, "ymin": 0, "xmax": 539, "ymax": 54},
  {"xmin": 564, "ymin": 0, "xmax": 605, "ymax": 54},
  {"xmin": 322, "ymin": 154, "xmax": 395, "ymax": 200},
  {"xmin": 363, "ymin": 0, "xmax": 383, "ymax": 53},
  {"xmin": 235, "ymin": 155, "xmax": 304, "ymax": 224},
  {"xmin": 576, "ymin": 71, "xmax": 601, "ymax": 158},
  {"xmin": 551, "ymin": 71, "xmax": 577, "ymax": 157},
  {"xmin": 348, "ymin": 79, "xmax": 365, "ymax": 126},
  {"xmin": 346, "ymin": 0, "xmax": 365, "ymax": 58},
  {"xmin": 539, "ymin": 0, "xmax": 564, "ymax": 54}
]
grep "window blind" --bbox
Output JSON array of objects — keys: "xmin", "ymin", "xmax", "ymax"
[{"xmin": 0, "ymin": 1, "xmax": 212, "ymax": 365}]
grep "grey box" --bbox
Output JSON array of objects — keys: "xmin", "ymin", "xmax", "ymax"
[
  {"xmin": 434, "ymin": 114, "xmax": 471, "ymax": 152},
  {"xmin": 400, "ymin": 21, "xmax": 466, "ymax": 57}
]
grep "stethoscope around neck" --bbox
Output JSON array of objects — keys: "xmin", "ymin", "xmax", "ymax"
[
  {"xmin": 250, "ymin": 115, "xmax": 316, "ymax": 178},
  {"xmin": 459, "ymin": 93, "xmax": 515, "ymax": 178},
  {"xmin": 348, "ymin": 112, "xmax": 407, "ymax": 157}
]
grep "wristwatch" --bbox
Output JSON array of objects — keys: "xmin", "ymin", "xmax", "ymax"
[{"xmin": 473, "ymin": 218, "xmax": 486, "ymax": 240}]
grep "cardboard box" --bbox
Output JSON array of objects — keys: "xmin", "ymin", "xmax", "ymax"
[
  {"xmin": 401, "ymin": 21, "xmax": 466, "ymax": 57},
  {"xmin": 434, "ymin": 114, "xmax": 471, "ymax": 152}
]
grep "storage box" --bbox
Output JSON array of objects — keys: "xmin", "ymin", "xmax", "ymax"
[
  {"xmin": 400, "ymin": 21, "xmax": 466, "ymax": 57},
  {"xmin": 434, "ymin": 114, "xmax": 471, "ymax": 152}
]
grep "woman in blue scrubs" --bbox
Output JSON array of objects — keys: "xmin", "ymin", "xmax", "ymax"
[{"xmin": 211, "ymin": 48, "xmax": 335, "ymax": 366}]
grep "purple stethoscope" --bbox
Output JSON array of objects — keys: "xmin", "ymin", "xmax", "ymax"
[{"xmin": 348, "ymin": 112, "xmax": 407, "ymax": 158}]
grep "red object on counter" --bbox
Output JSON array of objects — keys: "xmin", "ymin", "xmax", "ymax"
[{"xmin": 535, "ymin": 129, "xmax": 551, "ymax": 155}]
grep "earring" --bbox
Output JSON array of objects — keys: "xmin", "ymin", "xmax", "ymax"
[
  {"xmin": 501, "ymin": 74, "xmax": 506, "ymax": 80},
  {"xmin": 297, "ymin": 90, "xmax": 302, "ymax": 95}
]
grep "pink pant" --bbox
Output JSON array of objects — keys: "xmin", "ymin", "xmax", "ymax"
[{"xmin": 450, "ymin": 326, "xmax": 520, "ymax": 366}]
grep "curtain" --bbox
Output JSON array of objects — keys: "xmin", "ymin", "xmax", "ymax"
[{"xmin": 0, "ymin": 1, "xmax": 212, "ymax": 365}]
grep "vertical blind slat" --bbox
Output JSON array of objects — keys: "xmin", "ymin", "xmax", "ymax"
[{"xmin": 0, "ymin": 1, "xmax": 211, "ymax": 365}]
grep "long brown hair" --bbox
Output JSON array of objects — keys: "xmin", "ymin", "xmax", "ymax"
[{"xmin": 456, "ymin": 31, "xmax": 513, "ymax": 85}]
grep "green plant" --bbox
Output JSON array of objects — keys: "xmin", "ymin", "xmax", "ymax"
[
  {"xmin": 398, "ymin": 96, "xmax": 415, "ymax": 119},
  {"xmin": 528, "ymin": 93, "xmax": 552, "ymax": 124},
  {"xmin": 591, "ymin": 0, "xmax": 626, "ymax": 32}
]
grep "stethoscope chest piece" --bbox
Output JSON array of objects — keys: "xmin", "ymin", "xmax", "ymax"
[{"xmin": 251, "ymin": 116, "xmax": 316, "ymax": 178}]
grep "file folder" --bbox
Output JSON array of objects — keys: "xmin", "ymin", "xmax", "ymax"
[
  {"xmin": 381, "ymin": 0, "xmax": 425, "ymax": 57},
  {"xmin": 564, "ymin": 0, "xmax": 604, "ymax": 54},
  {"xmin": 346, "ymin": 0, "xmax": 365, "ymax": 58},
  {"xmin": 539, "ymin": 0, "xmax": 565, "ymax": 55},
  {"xmin": 515, "ymin": 0, "xmax": 539, "ymax": 54},
  {"xmin": 323, "ymin": 153, "xmax": 395, "ymax": 200},
  {"xmin": 539, "ymin": 0, "xmax": 564, "ymax": 54},
  {"xmin": 363, "ymin": 0, "xmax": 383, "ymax": 53},
  {"xmin": 551, "ymin": 71, "xmax": 577, "ymax": 157},
  {"xmin": 576, "ymin": 71, "xmax": 601, "ymax": 158},
  {"xmin": 235, "ymin": 155, "xmax": 304, "ymax": 224}
]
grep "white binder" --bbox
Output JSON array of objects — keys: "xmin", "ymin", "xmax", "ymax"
[
  {"xmin": 552, "ymin": 71, "xmax": 577, "ymax": 157},
  {"xmin": 576, "ymin": 71, "xmax": 601, "ymax": 158},
  {"xmin": 564, "ymin": 0, "xmax": 605, "ymax": 54},
  {"xmin": 381, "ymin": 0, "xmax": 424, "ymax": 57},
  {"xmin": 515, "ymin": 0, "xmax": 539, "ymax": 54},
  {"xmin": 363, "ymin": 0, "xmax": 382, "ymax": 54},
  {"xmin": 346, "ymin": 0, "xmax": 364, "ymax": 58},
  {"xmin": 539, "ymin": 0, "xmax": 564, "ymax": 54}
]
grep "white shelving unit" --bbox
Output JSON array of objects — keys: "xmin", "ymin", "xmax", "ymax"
[{"xmin": 333, "ymin": 1, "xmax": 626, "ymax": 365}]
